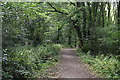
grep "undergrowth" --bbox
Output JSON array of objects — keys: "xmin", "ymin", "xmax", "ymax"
[
  {"xmin": 2, "ymin": 44, "xmax": 62, "ymax": 79},
  {"xmin": 76, "ymin": 49, "xmax": 120, "ymax": 78}
]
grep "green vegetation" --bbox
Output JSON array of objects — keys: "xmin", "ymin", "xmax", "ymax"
[
  {"xmin": 3, "ymin": 44, "xmax": 62, "ymax": 78},
  {"xmin": 77, "ymin": 50, "xmax": 120, "ymax": 78},
  {"xmin": 1, "ymin": 1, "xmax": 120, "ymax": 79}
]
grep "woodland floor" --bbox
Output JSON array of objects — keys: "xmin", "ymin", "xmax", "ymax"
[{"xmin": 57, "ymin": 48, "xmax": 96, "ymax": 78}]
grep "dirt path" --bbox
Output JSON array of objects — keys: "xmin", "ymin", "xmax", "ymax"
[{"xmin": 58, "ymin": 48, "xmax": 95, "ymax": 78}]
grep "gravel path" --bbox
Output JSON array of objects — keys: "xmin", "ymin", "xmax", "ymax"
[{"xmin": 58, "ymin": 48, "xmax": 95, "ymax": 78}]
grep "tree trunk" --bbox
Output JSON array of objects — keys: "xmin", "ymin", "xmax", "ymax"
[
  {"xmin": 82, "ymin": 3, "xmax": 87, "ymax": 39},
  {"xmin": 57, "ymin": 27, "xmax": 62, "ymax": 44},
  {"xmin": 117, "ymin": 1, "xmax": 120, "ymax": 54},
  {"xmin": 118, "ymin": 1, "xmax": 120, "ymax": 29},
  {"xmin": 68, "ymin": 27, "xmax": 71, "ymax": 47},
  {"xmin": 87, "ymin": 2, "xmax": 92, "ymax": 39},
  {"xmin": 74, "ymin": 25, "xmax": 83, "ymax": 48},
  {"xmin": 74, "ymin": 36, "xmax": 77, "ymax": 48},
  {"xmin": 108, "ymin": 3, "xmax": 111, "ymax": 21},
  {"xmin": 101, "ymin": 3, "xmax": 105, "ymax": 27}
]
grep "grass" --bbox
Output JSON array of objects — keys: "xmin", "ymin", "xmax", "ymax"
[{"xmin": 76, "ymin": 50, "xmax": 120, "ymax": 78}]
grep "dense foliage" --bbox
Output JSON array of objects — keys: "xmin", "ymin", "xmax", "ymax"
[
  {"xmin": 76, "ymin": 50, "xmax": 120, "ymax": 78},
  {"xmin": 2, "ymin": 2, "xmax": 120, "ymax": 53},
  {"xmin": 1, "ymin": 1, "xmax": 120, "ymax": 79},
  {"xmin": 3, "ymin": 44, "xmax": 62, "ymax": 78}
]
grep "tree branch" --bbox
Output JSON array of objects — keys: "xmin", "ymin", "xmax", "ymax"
[
  {"xmin": 47, "ymin": 2, "xmax": 68, "ymax": 15},
  {"xmin": 70, "ymin": 2, "xmax": 76, "ymax": 6}
]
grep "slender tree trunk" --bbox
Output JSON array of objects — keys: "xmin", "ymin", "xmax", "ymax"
[
  {"xmin": 68, "ymin": 27, "xmax": 71, "ymax": 47},
  {"xmin": 91, "ymin": 2, "xmax": 99, "ymax": 53},
  {"xmin": 74, "ymin": 36, "xmax": 77, "ymax": 48},
  {"xmin": 57, "ymin": 26, "xmax": 62, "ymax": 44},
  {"xmin": 101, "ymin": 3, "xmax": 105, "ymax": 27},
  {"xmin": 108, "ymin": 3, "xmax": 111, "ymax": 22},
  {"xmin": 117, "ymin": 1, "xmax": 120, "ymax": 54},
  {"xmin": 74, "ymin": 25, "xmax": 83, "ymax": 47},
  {"xmin": 82, "ymin": 3, "xmax": 87, "ymax": 39},
  {"xmin": 87, "ymin": 2, "xmax": 92, "ymax": 39},
  {"xmin": 93, "ymin": 2, "xmax": 99, "ymax": 27},
  {"xmin": 57, "ymin": 28, "xmax": 60, "ymax": 43},
  {"xmin": 118, "ymin": 1, "xmax": 120, "ymax": 28}
]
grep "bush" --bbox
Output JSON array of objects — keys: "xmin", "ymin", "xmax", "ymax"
[
  {"xmin": 2, "ymin": 44, "xmax": 62, "ymax": 79},
  {"xmin": 76, "ymin": 50, "xmax": 120, "ymax": 78},
  {"xmin": 81, "ymin": 44, "xmax": 91, "ymax": 53}
]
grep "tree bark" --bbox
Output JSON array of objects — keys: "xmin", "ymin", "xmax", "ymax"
[
  {"xmin": 82, "ymin": 3, "xmax": 87, "ymax": 39},
  {"xmin": 87, "ymin": 2, "xmax": 92, "ymax": 39},
  {"xmin": 118, "ymin": 1, "xmax": 120, "ymax": 29},
  {"xmin": 68, "ymin": 27, "xmax": 71, "ymax": 47},
  {"xmin": 57, "ymin": 27, "xmax": 61, "ymax": 43},
  {"xmin": 74, "ymin": 25, "xmax": 83, "ymax": 47},
  {"xmin": 101, "ymin": 3, "xmax": 105, "ymax": 27},
  {"xmin": 108, "ymin": 3, "xmax": 111, "ymax": 21}
]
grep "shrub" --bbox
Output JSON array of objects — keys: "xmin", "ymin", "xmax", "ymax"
[
  {"xmin": 81, "ymin": 44, "xmax": 91, "ymax": 53},
  {"xmin": 2, "ymin": 44, "xmax": 62, "ymax": 79},
  {"xmin": 76, "ymin": 49, "xmax": 120, "ymax": 78}
]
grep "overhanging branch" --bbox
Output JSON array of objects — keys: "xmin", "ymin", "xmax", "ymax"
[{"xmin": 47, "ymin": 2, "xmax": 68, "ymax": 15}]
